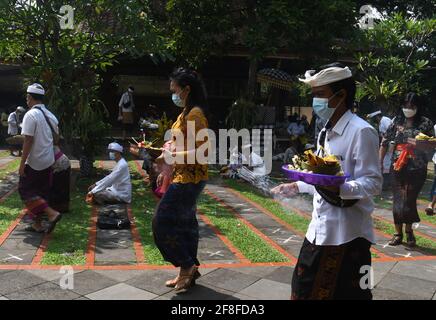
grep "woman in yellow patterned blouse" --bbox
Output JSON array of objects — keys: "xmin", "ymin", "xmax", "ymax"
[{"xmin": 152, "ymin": 68, "xmax": 209, "ymax": 293}]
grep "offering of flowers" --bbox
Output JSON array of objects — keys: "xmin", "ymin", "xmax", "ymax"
[{"xmin": 287, "ymin": 150, "xmax": 344, "ymax": 176}]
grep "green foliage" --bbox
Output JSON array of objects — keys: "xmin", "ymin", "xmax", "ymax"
[
  {"xmin": 0, "ymin": 1, "xmax": 167, "ymax": 158},
  {"xmin": 154, "ymin": 0, "xmax": 358, "ymax": 98},
  {"xmin": 225, "ymin": 98, "xmax": 257, "ymax": 130},
  {"xmin": 356, "ymin": 13, "xmax": 436, "ymax": 113}
]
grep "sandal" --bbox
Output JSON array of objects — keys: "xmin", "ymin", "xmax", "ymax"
[
  {"xmin": 24, "ymin": 225, "xmax": 46, "ymax": 233},
  {"xmin": 165, "ymin": 270, "xmax": 201, "ymax": 288},
  {"xmin": 45, "ymin": 213, "xmax": 62, "ymax": 234},
  {"xmin": 174, "ymin": 266, "xmax": 199, "ymax": 293},
  {"xmin": 405, "ymin": 231, "xmax": 416, "ymax": 247},
  {"xmin": 388, "ymin": 233, "xmax": 403, "ymax": 246},
  {"xmin": 425, "ymin": 207, "xmax": 435, "ymax": 216}
]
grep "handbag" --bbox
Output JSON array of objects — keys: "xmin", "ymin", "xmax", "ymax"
[{"xmin": 97, "ymin": 210, "xmax": 131, "ymax": 230}]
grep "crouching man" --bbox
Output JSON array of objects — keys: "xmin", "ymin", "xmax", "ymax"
[{"xmin": 88, "ymin": 142, "xmax": 132, "ymax": 204}]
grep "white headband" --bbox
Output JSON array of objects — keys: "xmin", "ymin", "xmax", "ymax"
[
  {"xmin": 299, "ymin": 67, "xmax": 352, "ymax": 87},
  {"xmin": 108, "ymin": 142, "xmax": 123, "ymax": 153},
  {"xmin": 367, "ymin": 111, "xmax": 382, "ymax": 118},
  {"xmin": 27, "ymin": 83, "xmax": 45, "ymax": 95}
]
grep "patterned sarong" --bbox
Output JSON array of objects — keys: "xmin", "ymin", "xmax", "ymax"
[{"xmin": 18, "ymin": 165, "xmax": 51, "ymax": 219}]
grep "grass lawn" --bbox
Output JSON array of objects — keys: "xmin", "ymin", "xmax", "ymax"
[
  {"xmin": 128, "ymin": 161, "xmax": 167, "ymax": 265},
  {"xmin": 41, "ymin": 172, "xmax": 93, "ymax": 265},
  {"xmin": 0, "ymin": 159, "xmax": 20, "ymax": 181},
  {"xmin": 0, "ymin": 192, "xmax": 23, "ymax": 237},
  {"xmin": 198, "ymin": 194, "xmax": 289, "ymax": 263},
  {"xmin": 223, "ymin": 179, "xmax": 310, "ymax": 235},
  {"xmin": 0, "ymin": 150, "xmax": 11, "ymax": 158}
]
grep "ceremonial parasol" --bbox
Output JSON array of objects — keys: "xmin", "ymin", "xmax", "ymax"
[{"xmin": 257, "ymin": 68, "xmax": 293, "ymax": 91}]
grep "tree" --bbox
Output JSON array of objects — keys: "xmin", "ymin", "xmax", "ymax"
[
  {"xmin": 153, "ymin": 0, "xmax": 358, "ymax": 101},
  {"xmin": 355, "ymin": 13, "xmax": 436, "ymax": 114},
  {"xmin": 0, "ymin": 0, "xmax": 167, "ymax": 174}
]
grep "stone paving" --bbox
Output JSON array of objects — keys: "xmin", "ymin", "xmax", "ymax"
[{"xmin": 0, "ymin": 155, "xmax": 436, "ymax": 299}]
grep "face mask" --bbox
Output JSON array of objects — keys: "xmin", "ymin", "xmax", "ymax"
[
  {"xmin": 312, "ymin": 92, "xmax": 341, "ymax": 121},
  {"xmin": 402, "ymin": 108, "xmax": 417, "ymax": 118},
  {"xmin": 109, "ymin": 152, "xmax": 116, "ymax": 160},
  {"xmin": 172, "ymin": 93, "xmax": 184, "ymax": 108}
]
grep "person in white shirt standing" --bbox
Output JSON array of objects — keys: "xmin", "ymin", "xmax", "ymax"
[
  {"xmin": 7, "ymin": 106, "xmax": 26, "ymax": 156},
  {"xmin": 271, "ymin": 63, "xmax": 382, "ymax": 300},
  {"xmin": 426, "ymin": 124, "xmax": 436, "ymax": 216},
  {"xmin": 87, "ymin": 142, "xmax": 132, "ymax": 204},
  {"xmin": 18, "ymin": 83, "xmax": 62, "ymax": 234},
  {"xmin": 118, "ymin": 86, "xmax": 135, "ymax": 140},
  {"xmin": 367, "ymin": 110, "xmax": 394, "ymax": 188}
]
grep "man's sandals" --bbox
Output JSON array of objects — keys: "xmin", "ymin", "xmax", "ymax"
[
  {"xmin": 425, "ymin": 206, "xmax": 435, "ymax": 216},
  {"xmin": 45, "ymin": 213, "xmax": 62, "ymax": 234}
]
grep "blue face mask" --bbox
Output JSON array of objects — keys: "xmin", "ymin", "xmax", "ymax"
[
  {"xmin": 312, "ymin": 92, "xmax": 341, "ymax": 121},
  {"xmin": 172, "ymin": 93, "xmax": 184, "ymax": 108},
  {"xmin": 109, "ymin": 152, "xmax": 116, "ymax": 160}
]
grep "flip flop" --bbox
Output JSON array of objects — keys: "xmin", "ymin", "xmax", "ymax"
[
  {"xmin": 45, "ymin": 213, "xmax": 62, "ymax": 234},
  {"xmin": 425, "ymin": 207, "xmax": 435, "ymax": 216},
  {"xmin": 25, "ymin": 225, "xmax": 46, "ymax": 233}
]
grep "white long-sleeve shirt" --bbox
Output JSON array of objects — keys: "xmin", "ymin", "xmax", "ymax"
[
  {"xmin": 296, "ymin": 110, "xmax": 382, "ymax": 246},
  {"xmin": 7, "ymin": 112, "xmax": 21, "ymax": 135},
  {"xmin": 287, "ymin": 122, "xmax": 305, "ymax": 136},
  {"xmin": 91, "ymin": 158, "xmax": 132, "ymax": 203}
]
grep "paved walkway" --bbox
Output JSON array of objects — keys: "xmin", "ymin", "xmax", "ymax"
[{"xmin": 0, "ymin": 156, "xmax": 435, "ymax": 299}]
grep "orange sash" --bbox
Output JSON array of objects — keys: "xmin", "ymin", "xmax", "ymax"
[{"xmin": 393, "ymin": 143, "xmax": 415, "ymax": 171}]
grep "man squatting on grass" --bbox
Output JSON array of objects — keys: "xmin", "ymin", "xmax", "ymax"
[{"xmin": 271, "ymin": 63, "xmax": 382, "ymax": 300}]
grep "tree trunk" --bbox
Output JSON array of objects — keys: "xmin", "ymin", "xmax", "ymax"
[{"xmin": 247, "ymin": 57, "xmax": 258, "ymax": 101}]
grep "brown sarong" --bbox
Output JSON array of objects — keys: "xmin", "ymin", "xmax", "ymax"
[
  {"xmin": 291, "ymin": 237, "xmax": 372, "ymax": 300},
  {"xmin": 122, "ymin": 111, "xmax": 134, "ymax": 124},
  {"xmin": 18, "ymin": 165, "xmax": 51, "ymax": 219}
]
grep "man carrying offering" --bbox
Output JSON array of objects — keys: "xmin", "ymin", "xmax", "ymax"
[{"xmin": 271, "ymin": 63, "xmax": 382, "ymax": 300}]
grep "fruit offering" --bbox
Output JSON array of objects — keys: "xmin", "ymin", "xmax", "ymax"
[
  {"xmin": 287, "ymin": 150, "xmax": 344, "ymax": 176},
  {"xmin": 415, "ymin": 133, "xmax": 436, "ymax": 142}
]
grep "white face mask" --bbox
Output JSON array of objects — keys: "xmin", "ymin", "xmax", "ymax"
[
  {"xmin": 402, "ymin": 108, "xmax": 417, "ymax": 118},
  {"xmin": 109, "ymin": 152, "xmax": 116, "ymax": 160}
]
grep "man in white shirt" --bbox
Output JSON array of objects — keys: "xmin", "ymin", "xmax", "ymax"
[
  {"xmin": 272, "ymin": 63, "xmax": 382, "ymax": 300},
  {"xmin": 118, "ymin": 86, "xmax": 135, "ymax": 140},
  {"xmin": 367, "ymin": 110, "xmax": 394, "ymax": 185},
  {"xmin": 7, "ymin": 106, "xmax": 25, "ymax": 136},
  {"xmin": 18, "ymin": 83, "xmax": 62, "ymax": 234},
  {"xmin": 88, "ymin": 142, "xmax": 132, "ymax": 204},
  {"xmin": 7, "ymin": 106, "xmax": 26, "ymax": 156}
]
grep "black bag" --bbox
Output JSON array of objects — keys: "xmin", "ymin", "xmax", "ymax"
[
  {"xmin": 97, "ymin": 210, "xmax": 131, "ymax": 230},
  {"xmin": 123, "ymin": 94, "xmax": 132, "ymax": 109}
]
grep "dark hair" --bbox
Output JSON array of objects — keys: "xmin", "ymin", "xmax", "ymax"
[
  {"xmin": 128, "ymin": 86, "xmax": 134, "ymax": 91},
  {"xmin": 396, "ymin": 92, "xmax": 423, "ymax": 127},
  {"xmin": 318, "ymin": 62, "xmax": 356, "ymax": 110},
  {"xmin": 169, "ymin": 67, "xmax": 209, "ymax": 121},
  {"xmin": 28, "ymin": 93, "xmax": 44, "ymax": 102}
]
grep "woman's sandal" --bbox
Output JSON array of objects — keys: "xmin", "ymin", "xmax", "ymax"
[
  {"xmin": 165, "ymin": 270, "xmax": 201, "ymax": 288},
  {"xmin": 405, "ymin": 231, "xmax": 416, "ymax": 247},
  {"xmin": 388, "ymin": 233, "xmax": 403, "ymax": 246},
  {"xmin": 174, "ymin": 266, "xmax": 199, "ymax": 293}
]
